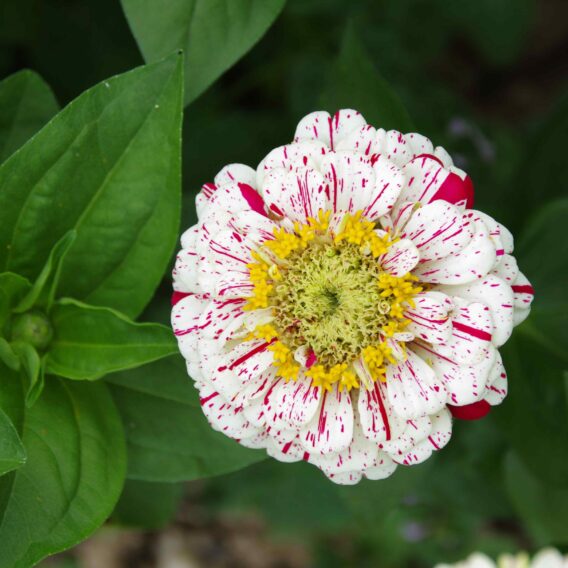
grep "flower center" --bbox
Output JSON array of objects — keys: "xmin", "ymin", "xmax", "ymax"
[
  {"xmin": 245, "ymin": 211, "xmax": 422, "ymax": 391},
  {"xmin": 272, "ymin": 240, "xmax": 389, "ymax": 367}
]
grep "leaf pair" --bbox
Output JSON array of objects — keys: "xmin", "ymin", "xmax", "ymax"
[{"xmin": 0, "ymin": 53, "xmax": 184, "ymax": 567}]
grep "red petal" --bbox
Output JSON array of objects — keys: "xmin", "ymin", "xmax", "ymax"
[
  {"xmin": 448, "ymin": 400, "xmax": 491, "ymax": 420},
  {"xmin": 431, "ymin": 171, "xmax": 475, "ymax": 209},
  {"xmin": 171, "ymin": 291, "xmax": 190, "ymax": 306}
]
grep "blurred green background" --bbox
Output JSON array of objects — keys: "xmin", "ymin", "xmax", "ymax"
[{"xmin": 1, "ymin": 0, "xmax": 567, "ymax": 566}]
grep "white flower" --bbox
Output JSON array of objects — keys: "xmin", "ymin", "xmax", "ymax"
[
  {"xmin": 171, "ymin": 109, "xmax": 533, "ymax": 484},
  {"xmin": 435, "ymin": 548, "xmax": 568, "ymax": 568}
]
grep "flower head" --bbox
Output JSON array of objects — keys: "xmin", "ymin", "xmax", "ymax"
[{"xmin": 172, "ymin": 109, "xmax": 534, "ymax": 484}]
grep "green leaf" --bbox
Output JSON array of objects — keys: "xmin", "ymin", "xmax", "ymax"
[
  {"xmin": 112, "ymin": 479, "xmax": 183, "ymax": 529},
  {"xmin": 14, "ymin": 230, "xmax": 76, "ymax": 314},
  {"xmin": 505, "ymin": 451, "xmax": 568, "ymax": 545},
  {"xmin": 495, "ymin": 333, "xmax": 568, "ymax": 488},
  {"xmin": 46, "ymin": 299, "xmax": 177, "ymax": 381},
  {"xmin": 121, "ymin": 0, "xmax": 286, "ymax": 105},
  {"xmin": 0, "ymin": 366, "xmax": 126, "ymax": 567},
  {"xmin": 0, "ymin": 272, "xmax": 31, "ymax": 328},
  {"xmin": 107, "ymin": 355, "xmax": 265, "ymax": 482},
  {"xmin": 515, "ymin": 198, "xmax": 568, "ymax": 362},
  {"xmin": 0, "ymin": 338, "xmax": 20, "ymax": 371},
  {"xmin": 0, "ymin": 70, "xmax": 59, "ymax": 163},
  {"xmin": 512, "ymin": 95, "xmax": 568, "ymax": 232},
  {"xmin": 0, "ymin": 407, "xmax": 26, "ymax": 476},
  {"xmin": 0, "ymin": 54, "xmax": 184, "ymax": 319},
  {"xmin": 11, "ymin": 341, "xmax": 41, "ymax": 405},
  {"xmin": 320, "ymin": 22, "xmax": 413, "ymax": 132},
  {"xmin": 445, "ymin": 0, "xmax": 533, "ymax": 67}
]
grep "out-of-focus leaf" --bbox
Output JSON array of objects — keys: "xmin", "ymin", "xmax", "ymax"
[
  {"xmin": 321, "ymin": 22, "xmax": 413, "ymax": 132},
  {"xmin": 0, "ymin": 407, "xmax": 26, "ymax": 476},
  {"xmin": 0, "ymin": 54, "xmax": 183, "ymax": 319},
  {"xmin": 515, "ymin": 198, "xmax": 568, "ymax": 362},
  {"xmin": 106, "ymin": 355, "xmax": 265, "ymax": 482},
  {"xmin": 204, "ymin": 459, "xmax": 349, "ymax": 533},
  {"xmin": 112, "ymin": 479, "xmax": 183, "ymax": 529},
  {"xmin": 46, "ymin": 299, "xmax": 177, "ymax": 381},
  {"xmin": 0, "ymin": 70, "xmax": 59, "ymax": 163},
  {"xmin": 512, "ymin": 96, "xmax": 568, "ymax": 234},
  {"xmin": 496, "ymin": 333, "xmax": 568, "ymax": 487},
  {"xmin": 445, "ymin": 0, "xmax": 533, "ymax": 66},
  {"xmin": 0, "ymin": 367, "xmax": 126, "ymax": 567},
  {"xmin": 505, "ymin": 451, "xmax": 568, "ymax": 545},
  {"xmin": 121, "ymin": 0, "xmax": 286, "ymax": 105}
]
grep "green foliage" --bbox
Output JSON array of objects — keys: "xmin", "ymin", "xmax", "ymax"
[
  {"xmin": 107, "ymin": 355, "xmax": 265, "ymax": 482},
  {"xmin": 0, "ymin": 407, "xmax": 26, "ymax": 476},
  {"xmin": 505, "ymin": 452, "xmax": 568, "ymax": 546},
  {"xmin": 0, "ymin": 54, "xmax": 184, "ymax": 318},
  {"xmin": 0, "ymin": 70, "xmax": 59, "ymax": 163},
  {"xmin": 112, "ymin": 479, "xmax": 184, "ymax": 529},
  {"xmin": 0, "ymin": 368, "xmax": 126, "ymax": 568},
  {"xmin": 121, "ymin": 0, "xmax": 286, "ymax": 105},
  {"xmin": 321, "ymin": 23, "xmax": 413, "ymax": 132},
  {"xmin": 46, "ymin": 299, "xmax": 177, "ymax": 381}
]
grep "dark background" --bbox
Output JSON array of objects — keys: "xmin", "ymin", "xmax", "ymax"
[{"xmin": 2, "ymin": 0, "xmax": 567, "ymax": 566}]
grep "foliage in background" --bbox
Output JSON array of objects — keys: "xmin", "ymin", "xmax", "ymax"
[{"xmin": 0, "ymin": 0, "xmax": 567, "ymax": 566}]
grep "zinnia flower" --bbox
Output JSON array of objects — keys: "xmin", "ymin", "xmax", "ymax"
[
  {"xmin": 172, "ymin": 109, "xmax": 533, "ymax": 484},
  {"xmin": 435, "ymin": 548, "xmax": 568, "ymax": 568}
]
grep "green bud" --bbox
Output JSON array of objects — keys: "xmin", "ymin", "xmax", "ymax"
[{"xmin": 11, "ymin": 310, "xmax": 53, "ymax": 351}]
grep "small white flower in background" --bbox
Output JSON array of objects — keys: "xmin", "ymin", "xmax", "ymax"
[
  {"xmin": 171, "ymin": 109, "xmax": 534, "ymax": 484},
  {"xmin": 435, "ymin": 548, "xmax": 568, "ymax": 568}
]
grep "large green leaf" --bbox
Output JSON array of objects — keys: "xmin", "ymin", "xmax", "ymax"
[
  {"xmin": 46, "ymin": 299, "xmax": 177, "ymax": 381},
  {"xmin": 0, "ymin": 367, "xmax": 126, "ymax": 567},
  {"xmin": 121, "ymin": 0, "xmax": 286, "ymax": 105},
  {"xmin": 112, "ymin": 479, "xmax": 183, "ymax": 529},
  {"xmin": 505, "ymin": 451, "xmax": 568, "ymax": 545},
  {"xmin": 106, "ymin": 355, "xmax": 265, "ymax": 482},
  {"xmin": 0, "ymin": 70, "xmax": 59, "ymax": 163},
  {"xmin": 0, "ymin": 407, "xmax": 26, "ymax": 476},
  {"xmin": 320, "ymin": 23, "xmax": 413, "ymax": 132},
  {"xmin": 0, "ymin": 54, "xmax": 183, "ymax": 318}
]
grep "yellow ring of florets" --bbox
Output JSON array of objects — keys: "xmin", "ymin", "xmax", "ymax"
[{"xmin": 244, "ymin": 210, "xmax": 422, "ymax": 389}]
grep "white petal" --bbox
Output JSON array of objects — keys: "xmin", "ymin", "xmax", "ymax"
[
  {"xmin": 198, "ymin": 384, "xmax": 261, "ymax": 440},
  {"xmin": 214, "ymin": 163, "xmax": 257, "ymax": 188},
  {"xmin": 335, "ymin": 124, "xmax": 377, "ymax": 155},
  {"xmin": 299, "ymin": 385, "xmax": 354, "ymax": 455},
  {"xmin": 358, "ymin": 382, "xmax": 404, "ymax": 443},
  {"xmin": 261, "ymin": 166, "xmax": 328, "ymax": 222},
  {"xmin": 412, "ymin": 342, "xmax": 496, "ymax": 406},
  {"xmin": 393, "ymin": 409, "xmax": 452, "ymax": 465},
  {"xmin": 380, "ymin": 238, "xmax": 420, "ymax": 276},
  {"xmin": 404, "ymin": 291, "xmax": 454, "ymax": 344},
  {"xmin": 172, "ymin": 294, "xmax": 209, "ymax": 364},
  {"xmin": 491, "ymin": 253, "xmax": 519, "ymax": 284},
  {"xmin": 414, "ymin": 213, "xmax": 496, "ymax": 284},
  {"xmin": 437, "ymin": 300, "xmax": 494, "ymax": 365},
  {"xmin": 256, "ymin": 141, "xmax": 328, "ymax": 190},
  {"xmin": 482, "ymin": 352, "xmax": 507, "ymax": 406},
  {"xmin": 363, "ymin": 154, "xmax": 405, "ymax": 219},
  {"xmin": 402, "ymin": 201, "xmax": 473, "ymax": 263},
  {"xmin": 511, "ymin": 270, "xmax": 534, "ymax": 311},
  {"xmin": 438, "ymin": 275, "xmax": 514, "ymax": 346},
  {"xmin": 386, "ymin": 349, "xmax": 447, "ymax": 419},
  {"xmin": 320, "ymin": 151, "xmax": 377, "ymax": 215},
  {"xmin": 262, "ymin": 376, "xmax": 322, "ymax": 431}
]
